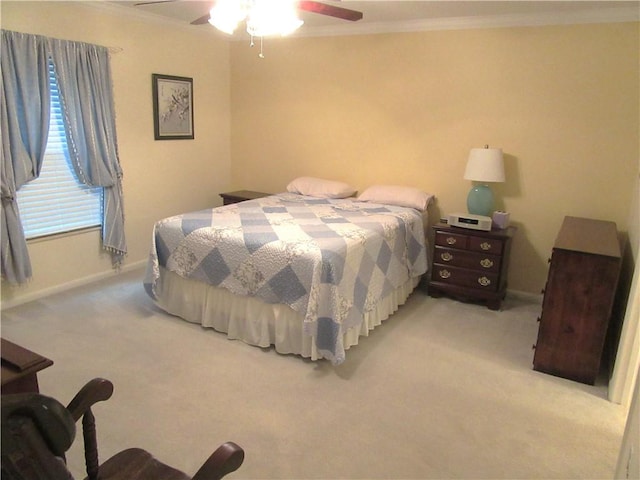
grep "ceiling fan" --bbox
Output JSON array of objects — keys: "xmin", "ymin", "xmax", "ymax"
[{"xmin": 134, "ymin": 0, "xmax": 364, "ymax": 26}]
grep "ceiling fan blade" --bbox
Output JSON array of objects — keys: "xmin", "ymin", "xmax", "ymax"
[
  {"xmin": 298, "ymin": 1, "xmax": 363, "ymax": 21},
  {"xmin": 191, "ymin": 13, "xmax": 211, "ymax": 25}
]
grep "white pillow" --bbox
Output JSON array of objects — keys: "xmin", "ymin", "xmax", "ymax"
[
  {"xmin": 286, "ymin": 177, "xmax": 356, "ymax": 199},
  {"xmin": 358, "ymin": 185, "xmax": 434, "ymax": 211}
]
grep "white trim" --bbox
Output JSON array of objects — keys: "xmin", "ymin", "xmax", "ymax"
[
  {"xmin": 2, "ymin": 265, "xmax": 539, "ymax": 311},
  {"xmin": 86, "ymin": 2, "xmax": 640, "ymax": 41},
  {"xmin": 609, "ymin": 270, "xmax": 640, "ymax": 407},
  {"xmin": 291, "ymin": 6, "xmax": 640, "ymax": 38},
  {"xmin": 610, "ymin": 172, "xmax": 640, "ymax": 407},
  {"xmin": 79, "ymin": 1, "xmax": 225, "ymax": 37},
  {"xmin": 25, "ymin": 226, "xmax": 101, "ymax": 245},
  {"xmin": 0, "ymin": 260, "xmax": 147, "ymax": 311}
]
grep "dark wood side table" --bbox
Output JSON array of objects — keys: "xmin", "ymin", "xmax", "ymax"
[
  {"xmin": 1, "ymin": 338, "xmax": 53, "ymax": 394},
  {"xmin": 428, "ymin": 223, "xmax": 516, "ymax": 310},
  {"xmin": 219, "ymin": 190, "xmax": 271, "ymax": 205}
]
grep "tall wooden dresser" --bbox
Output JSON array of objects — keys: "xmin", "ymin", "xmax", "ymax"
[{"xmin": 533, "ymin": 216, "xmax": 622, "ymax": 385}]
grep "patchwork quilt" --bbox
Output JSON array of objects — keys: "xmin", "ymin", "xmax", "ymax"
[{"xmin": 144, "ymin": 193, "xmax": 427, "ymax": 364}]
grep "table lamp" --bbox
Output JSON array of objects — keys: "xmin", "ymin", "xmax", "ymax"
[{"xmin": 463, "ymin": 145, "xmax": 505, "ymax": 216}]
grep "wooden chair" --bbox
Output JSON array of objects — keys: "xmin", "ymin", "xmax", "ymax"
[{"xmin": 1, "ymin": 378, "xmax": 244, "ymax": 480}]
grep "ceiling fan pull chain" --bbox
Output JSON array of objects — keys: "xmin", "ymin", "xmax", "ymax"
[{"xmin": 248, "ymin": 35, "xmax": 264, "ymax": 58}]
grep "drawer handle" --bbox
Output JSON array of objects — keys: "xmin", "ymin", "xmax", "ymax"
[
  {"xmin": 477, "ymin": 276, "xmax": 491, "ymax": 287},
  {"xmin": 446, "ymin": 237, "xmax": 457, "ymax": 245},
  {"xmin": 440, "ymin": 252, "xmax": 453, "ymax": 262},
  {"xmin": 480, "ymin": 258, "xmax": 494, "ymax": 268},
  {"xmin": 439, "ymin": 269, "xmax": 451, "ymax": 279},
  {"xmin": 480, "ymin": 241, "xmax": 492, "ymax": 251}
]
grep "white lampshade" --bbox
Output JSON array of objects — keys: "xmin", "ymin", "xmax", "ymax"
[
  {"xmin": 464, "ymin": 147, "xmax": 505, "ymax": 183},
  {"xmin": 464, "ymin": 146, "xmax": 505, "ymax": 216}
]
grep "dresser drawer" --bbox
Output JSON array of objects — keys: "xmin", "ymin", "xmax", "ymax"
[
  {"xmin": 433, "ymin": 246, "xmax": 501, "ymax": 273},
  {"xmin": 469, "ymin": 236, "xmax": 504, "ymax": 255},
  {"xmin": 435, "ymin": 231, "xmax": 469, "ymax": 249},
  {"xmin": 431, "ymin": 264, "xmax": 500, "ymax": 291}
]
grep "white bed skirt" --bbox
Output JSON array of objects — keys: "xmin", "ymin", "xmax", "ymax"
[{"xmin": 154, "ymin": 267, "xmax": 421, "ymax": 361}]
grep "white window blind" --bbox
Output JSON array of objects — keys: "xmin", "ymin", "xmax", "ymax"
[{"xmin": 17, "ymin": 61, "xmax": 103, "ymax": 240}]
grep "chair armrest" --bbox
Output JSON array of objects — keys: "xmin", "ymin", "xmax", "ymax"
[
  {"xmin": 65, "ymin": 379, "xmax": 114, "ymax": 480},
  {"xmin": 66, "ymin": 378, "xmax": 114, "ymax": 422},
  {"xmin": 192, "ymin": 441, "xmax": 245, "ymax": 480}
]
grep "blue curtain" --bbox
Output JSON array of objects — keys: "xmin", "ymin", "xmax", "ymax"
[
  {"xmin": 0, "ymin": 31, "xmax": 50, "ymax": 284},
  {"xmin": 48, "ymin": 38, "xmax": 126, "ymax": 266},
  {"xmin": 0, "ymin": 30, "xmax": 127, "ymax": 285}
]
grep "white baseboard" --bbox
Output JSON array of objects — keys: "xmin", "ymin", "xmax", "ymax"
[
  {"xmin": 2, "ymin": 264, "xmax": 543, "ymax": 311},
  {"xmin": 1, "ymin": 260, "xmax": 147, "ymax": 310}
]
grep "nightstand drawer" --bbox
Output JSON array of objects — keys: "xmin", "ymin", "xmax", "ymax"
[
  {"xmin": 469, "ymin": 236, "xmax": 504, "ymax": 255},
  {"xmin": 433, "ymin": 246, "xmax": 501, "ymax": 273},
  {"xmin": 431, "ymin": 264, "xmax": 500, "ymax": 292},
  {"xmin": 435, "ymin": 231, "xmax": 469, "ymax": 249}
]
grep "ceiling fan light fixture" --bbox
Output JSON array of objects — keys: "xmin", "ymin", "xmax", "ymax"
[
  {"xmin": 209, "ymin": 0, "xmax": 303, "ymax": 37},
  {"xmin": 246, "ymin": 0, "xmax": 303, "ymax": 37},
  {"xmin": 208, "ymin": 0, "xmax": 249, "ymax": 35}
]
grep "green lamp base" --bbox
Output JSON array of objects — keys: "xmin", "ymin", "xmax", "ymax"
[{"xmin": 467, "ymin": 185, "xmax": 494, "ymax": 217}]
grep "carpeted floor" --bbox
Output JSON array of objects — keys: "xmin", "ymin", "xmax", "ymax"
[{"xmin": 0, "ymin": 268, "xmax": 628, "ymax": 479}]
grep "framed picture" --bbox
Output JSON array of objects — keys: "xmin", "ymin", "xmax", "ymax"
[{"xmin": 152, "ymin": 74, "xmax": 194, "ymax": 140}]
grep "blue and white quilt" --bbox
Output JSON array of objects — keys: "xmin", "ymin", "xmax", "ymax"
[{"xmin": 144, "ymin": 193, "xmax": 427, "ymax": 364}]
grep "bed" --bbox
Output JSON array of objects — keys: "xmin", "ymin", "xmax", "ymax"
[{"xmin": 144, "ymin": 183, "xmax": 431, "ymax": 365}]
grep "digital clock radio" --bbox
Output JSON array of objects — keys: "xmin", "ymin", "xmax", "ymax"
[{"xmin": 447, "ymin": 213, "xmax": 492, "ymax": 231}]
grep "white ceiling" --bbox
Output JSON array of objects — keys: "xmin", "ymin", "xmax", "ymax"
[{"xmin": 105, "ymin": 1, "xmax": 639, "ymax": 38}]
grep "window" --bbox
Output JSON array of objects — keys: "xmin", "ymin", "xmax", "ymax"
[{"xmin": 16, "ymin": 61, "xmax": 102, "ymax": 240}]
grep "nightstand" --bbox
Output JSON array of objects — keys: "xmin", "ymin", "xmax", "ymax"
[
  {"xmin": 428, "ymin": 223, "xmax": 516, "ymax": 310},
  {"xmin": 219, "ymin": 190, "xmax": 270, "ymax": 205}
]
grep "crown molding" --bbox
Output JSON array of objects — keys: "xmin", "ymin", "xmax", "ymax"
[
  {"xmin": 83, "ymin": 2, "xmax": 639, "ymax": 41},
  {"xmin": 79, "ymin": 1, "xmax": 224, "ymax": 37},
  {"xmin": 292, "ymin": 6, "xmax": 640, "ymax": 38}
]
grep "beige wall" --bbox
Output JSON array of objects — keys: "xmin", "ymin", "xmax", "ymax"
[
  {"xmin": 1, "ymin": 1, "xmax": 231, "ymax": 305},
  {"xmin": 230, "ymin": 23, "xmax": 639, "ymax": 294},
  {"xmin": 0, "ymin": 3, "xmax": 638, "ymax": 303}
]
